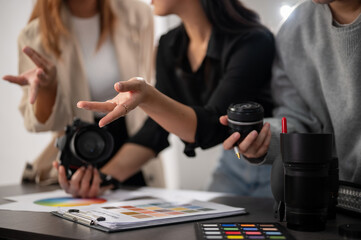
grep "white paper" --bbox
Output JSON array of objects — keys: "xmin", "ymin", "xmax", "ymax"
[
  {"xmin": 0, "ymin": 187, "xmax": 230, "ymax": 213},
  {"xmin": 135, "ymin": 187, "xmax": 230, "ymax": 202},
  {"xmin": 0, "ymin": 189, "xmax": 144, "ymax": 212}
]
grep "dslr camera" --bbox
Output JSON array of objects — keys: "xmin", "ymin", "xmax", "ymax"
[{"xmin": 56, "ymin": 118, "xmax": 114, "ymax": 179}]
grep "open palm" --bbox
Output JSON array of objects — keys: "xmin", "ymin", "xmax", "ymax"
[
  {"xmin": 2, "ymin": 46, "xmax": 56, "ymax": 104},
  {"xmin": 77, "ymin": 77, "xmax": 148, "ymax": 127}
]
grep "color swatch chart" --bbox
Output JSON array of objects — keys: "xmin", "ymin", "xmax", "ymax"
[
  {"xmin": 102, "ymin": 202, "xmax": 214, "ymax": 220},
  {"xmin": 196, "ymin": 223, "xmax": 294, "ymax": 240},
  {"xmin": 67, "ymin": 199, "xmax": 245, "ymax": 231}
]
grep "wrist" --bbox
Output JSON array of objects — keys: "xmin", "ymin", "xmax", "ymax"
[
  {"xmin": 99, "ymin": 170, "xmax": 121, "ymax": 189},
  {"xmin": 139, "ymin": 82, "xmax": 156, "ymax": 109}
]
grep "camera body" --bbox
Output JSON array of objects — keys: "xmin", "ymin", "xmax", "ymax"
[
  {"xmin": 56, "ymin": 118, "xmax": 114, "ymax": 179},
  {"xmin": 227, "ymin": 101, "xmax": 264, "ymax": 143}
]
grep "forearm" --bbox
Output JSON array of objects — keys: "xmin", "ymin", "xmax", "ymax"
[
  {"xmin": 34, "ymin": 80, "xmax": 57, "ymax": 123},
  {"xmin": 140, "ymin": 86, "xmax": 197, "ymax": 143},
  {"xmin": 100, "ymin": 143, "xmax": 156, "ymax": 182}
]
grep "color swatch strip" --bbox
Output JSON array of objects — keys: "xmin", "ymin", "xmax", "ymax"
[{"xmin": 197, "ymin": 223, "xmax": 294, "ymax": 240}]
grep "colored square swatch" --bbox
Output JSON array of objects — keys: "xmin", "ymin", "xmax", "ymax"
[{"xmin": 196, "ymin": 222, "xmax": 294, "ymax": 240}]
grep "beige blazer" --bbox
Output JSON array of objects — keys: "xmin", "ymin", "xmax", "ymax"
[{"xmin": 18, "ymin": 0, "xmax": 164, "ymax": 187}]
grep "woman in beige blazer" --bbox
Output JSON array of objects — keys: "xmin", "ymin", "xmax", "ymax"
[{"xmin": 3, "ymin": 0, "xmax": 164, "ymax": 188}]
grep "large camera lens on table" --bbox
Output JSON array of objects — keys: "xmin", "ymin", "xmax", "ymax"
[{"xmin": 281, "ymin": 133, "xmax": 332, "ymax": 231}]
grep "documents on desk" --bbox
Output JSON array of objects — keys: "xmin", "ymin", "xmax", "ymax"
[
  {"xmin": 0, "ymin": 187, "xmax": 245, "ymax": 232},
  {"xmin": 52, "ymin": 198, "xmax": 246, "ymax": 232}
]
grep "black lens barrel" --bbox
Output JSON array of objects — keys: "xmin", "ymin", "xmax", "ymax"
[{"xmin": 227, "ymin": 102, "xmax": 264, "ymax": 142}]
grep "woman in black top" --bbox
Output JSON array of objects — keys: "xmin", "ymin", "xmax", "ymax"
[{"xmin": 59, "ymin": 0, "xmax": 275, "ymax": 197}]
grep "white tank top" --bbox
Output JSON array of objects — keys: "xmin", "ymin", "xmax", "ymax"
[{"xmin": 71, "ymin": 14, "xmax": 121, "ymax": 102}]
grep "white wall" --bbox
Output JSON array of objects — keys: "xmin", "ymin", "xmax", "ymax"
[
  {"xmin": 0, "ymin": 0, "xmax": 304, "ymax": 187},
  {"xmin": 0, "ymin": 1, "xmax": 52, "ymax": 186},
  {"xmin": 242, "ymin": 0, "xmax": 303, "ymax": 33}
]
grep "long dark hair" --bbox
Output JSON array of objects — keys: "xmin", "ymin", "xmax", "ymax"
[{"xmin": 200, "ymin": 0, "xmax": 264, "ymax": 33}]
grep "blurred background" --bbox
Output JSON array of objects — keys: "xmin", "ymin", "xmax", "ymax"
[{"xmin": 0, "ymin": 0, "xmax": 302, "ymax": 188}]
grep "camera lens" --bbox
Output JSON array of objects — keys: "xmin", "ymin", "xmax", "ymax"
[
  {"xmin": 227, "ymin": 102, "xmax": 264, "ymax": 142},
  {"xmin": 75, "ymin": 130, "xmax": 106, "ymax": 160},
  {"xmin": 70, "ymin": 125, "xmax": 114, "ymax": 165},
  {"xmin": 281, "ymin": 133, "xmax": 332, "ymax": 231}
]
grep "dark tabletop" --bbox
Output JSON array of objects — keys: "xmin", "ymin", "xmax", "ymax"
[{"xmin": 0, "ymin": 183, "xmax": 359, "ymax": 240}]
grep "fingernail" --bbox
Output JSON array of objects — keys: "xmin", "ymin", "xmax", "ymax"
[
  {"xmin": 23, "ymin": 47, "xmax": 31, "ymax": 54},
  {"xmin": 136, "ymin": 77, "xmax": 144, "ymax": 81},
  {"xmin": 233, "ymin": 132, "xmax": 240, "ymax": 139},
  {"xmin": 115, "ymin": 82, "xmax": 121, "ymax": 91}
]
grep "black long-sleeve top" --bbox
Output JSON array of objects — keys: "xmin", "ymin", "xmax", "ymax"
[{"xmin": 128, "ymin": 25, "xmax": 275, "ymax": 157}]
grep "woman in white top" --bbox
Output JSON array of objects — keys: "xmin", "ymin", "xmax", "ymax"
[{"xmin": 2, "ymin": 0, "xmax": 158, "ymax": 192}]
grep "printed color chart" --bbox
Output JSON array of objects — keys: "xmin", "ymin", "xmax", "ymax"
[
  {"xmin": 102, "ymin": 202, "xmax": 215, "ymax": 220},
  {"xmin": 196, "ymin": 222, "xmax": 295, "ymax": 239},
  {"xmin": 52, "ymin": 199, "xmax": 246, "ymax": 232}
]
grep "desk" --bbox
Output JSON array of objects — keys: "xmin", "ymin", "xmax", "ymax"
[{"xmin": 0, "ymin": 183, "xmax": 360, "ymax": 240}]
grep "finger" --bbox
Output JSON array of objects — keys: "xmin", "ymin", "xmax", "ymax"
[
  {"xmin": 238, "ymin": 130, "xmax": 258, "ymax": 154},
  {"xmin": 77, "ymin": 101, "xmax": 116, "ymax": 113},
  {"xmin": 223, "ymin": 132, "xmax": 241, "ymax": 150},
  {"xmin": 219, "ymin": 115, "xmax": 228, "ymax": 126},
  {"xmin": 98, "ymin": 103, "xmax": 125, "ymax": 127},
  {"xmin": 79, "ymin": 166, "xmax": 93, "ymax": 198},
  {"xmin": 88, "ymin": 168, "xmax": 102, "ymax": 198},
  {"xmin": 58, "ymin": 165, "xmax": 70, "ymax": 192},
  {"xmin": 3, "ymin": 75, "xmax": 28, "ymax": 86},
  {"xmin": 250, "ymin": 123, "xmax": 270, "ymax": 150},
  {"xmin": 23, "ymin": 46, "xmax": 48, "ymax": 69},
  {"xmin": 69, "ymin": 166, "xmax": 86, "ymax": 196},
  {"xmin": 52, "ymin": 161, "xmax": 59, "ymax": 170},
  {"xmin": 114, "ymin": 77, "xmax": 145, "ymax": 92},
  {"xmin": 256, "ymin": 127, "xmax": 272, "ymax": 157}
]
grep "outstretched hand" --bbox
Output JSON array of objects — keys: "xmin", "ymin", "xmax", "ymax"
[
  {"xmin": 53, "ymin": 161, "xmax": 113, "ymax": 198},
  {"xmin": 2, "ymin": 46, "xmax": 56, "ymax": 104},
  {"xmin": 77, "ymin": 77, "xmax": 149, "ymax": 128},
  {"xmin": 220, "ymin": 115, "xmax": 271, "ymax": 159}
]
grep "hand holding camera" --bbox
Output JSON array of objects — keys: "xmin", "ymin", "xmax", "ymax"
[
  {"xmin": 53, "ymin": 161, "xmax": 113, "ymax": 198},
  {"xmin": 56, "ymin": 118, "xmax": 114, "ymax": 178},
  {"xmin": 55, "ymin": 118, "xmax": 118, "ymax": 197}
]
